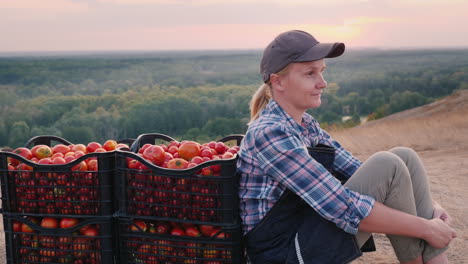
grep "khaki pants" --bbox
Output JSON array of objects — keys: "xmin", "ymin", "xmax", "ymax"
[{"xmin": 344, "ymin": 147, "xmax": 447, "ymax": 262}]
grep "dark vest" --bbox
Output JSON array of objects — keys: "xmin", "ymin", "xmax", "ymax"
[{"xmin": 244, "ymin": 144, "xmax": 375, "ymax": 264}]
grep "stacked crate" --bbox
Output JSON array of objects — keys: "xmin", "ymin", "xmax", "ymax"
[
  {"xmin": 0, "ymin": 136, "xmax": 115, "ymax": 263},
  {"xmin": 115, "ymin": 134, "xmax": 244, "ymax": 264}
]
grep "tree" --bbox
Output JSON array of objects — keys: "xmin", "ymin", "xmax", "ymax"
[
  {"xmin": 8, "ymin": 121, "xmax": 30, "ymax": 148},
  {"xmin": 389, "ymin": 91, "xmax": 430, "ymax": 114}
]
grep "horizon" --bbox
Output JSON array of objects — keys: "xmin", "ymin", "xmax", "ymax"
[{"xmin": 2, "ymin": 45, "xmax": 468, "ymax": 58}]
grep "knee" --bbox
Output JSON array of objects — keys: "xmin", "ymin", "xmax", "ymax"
[
  {"xmin": 368, "ymin": 151, "xmax": 407, "ymax": 172},
  {"xmin": 390, "ymin": 147, "xmax": 419, "ymax": 163}
]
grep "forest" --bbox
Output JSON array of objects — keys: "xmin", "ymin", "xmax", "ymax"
[{"xmin": 1, "ymin": 48, "xmax": 467, "ymax": 148}]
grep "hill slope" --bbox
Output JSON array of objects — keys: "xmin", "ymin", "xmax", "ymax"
[{"xmin": 331, "ymin": 90, "xmax": 468, "ymax": 263}]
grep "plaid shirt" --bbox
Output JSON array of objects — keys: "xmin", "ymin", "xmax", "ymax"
[{"xmin": 237, "ymin": 100, "xmax": 375, "ymax": 235}]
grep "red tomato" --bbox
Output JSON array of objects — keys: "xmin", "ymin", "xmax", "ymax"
[
  {"xmin": 200, "ymin": 167, "xmax": 214, "ymax": 176},
  {"xmin": 71, "ymin": 161, "xmax": 88, "ymax": 171},
  {"xmin": 164, "ymin": 152, "xmax": 174, "ymax": 162},
  {"xmin": 178, "ymin": 141, "xmax": 201, "ymax": 161},
  {"xmin": 209, "ymin": 229, "xmax": 225, "ymax": 239},
  {"xmin": 170, "ymin": 227, "xmax": 186, "ymax": 236},
  {"xmin": 155, "ymin": 222, "xmax": 170, "ymax": 234},
  {"xmin": 31, "ymin": 145, "xmax": 47, "ymax": 159},
  {"xmin": 82, "ymin": 225, "xmax": 99, "ymax": 236},
  {"xmin": 21, "ymin": 223, "xmax": 35, "ymax": 233},
  {"xmin": 138, "ymin": 143, "xmax": 152, "ymax": 154},
  {"xmin": 13, "ymin": 221, "xmax": 21, "ymax": 232},
  {"xmin": 93, "ymin": 147, "xmax": 107, "ymax": 153},
  {"xmin": 17, "ymin": 163, "xmax": 33, "ymax": 171},
  {"xmin": 199, "ymin": 225, "xmax": 215, "ymax": 237},
  {"xmin": 221, "ymin": 152, "xmax": 235, "ymax": 159},
  {"xmin": 185, "ymin": 226, "xmax": 201, "ymax": 237},
  {"xmin": 38, "ymin": 158, "xmax": 53, "ymax": 165},
  {"xmin": 64, "ymin": 156, "xmax": 75, "ymax": 163},
  {"xmin": 187, "ymin": 162, "xmax": 197, "ymax": 168},
  {"xmin": 159, "ymin": 144, "xmax": 168, "ymax": 152},
  {"xmin": 102, "ymin": 140, "xmax": 117, "ymax": 151},
  {"xmin": 143, "ymin": 145, "xmax": 165, "ymax": 165},
  {"xmin": 35, "ymin": 146, "xmax": 53, "ymax": 159},
  {"xmin": 130, "ymin": 220, "xmax": 147, "ymax": 232},
  {"xmin": 13, "ymin": 147, "xmax": 33, "ymax": 160},
  {"xmin": 227, "ymin": 147, "xmax": 238, "ymax": 154},
  {"xmin": 40, "ymin": 217, "xmax": 58, "ymax": 229},
  {"xmin": 59, "ymin": 218, "xmax": 79, "ymax": 229},
  {"xmin": 72, "ymin": 144, "xmax": 87, "ymax": 154},
  {"xmin": 191, "ymin": 156, "xmax": 203, "ymax": 164},
  {"xmin": 87, "ymin": 159, "xmax": 98, "ymax": 171},
  {"xmin": 167, "ymin": 140, "xmax": 180, "ymax": 149},
  {"xmin": 51, "ymin": 152, "xmax": 64, "ymax": 159},
  {"xmin": 52, "ymin": 157, "xmax": 66, "ymax": 165},
  {"xmin": 51, "ymin": 144, "xmax": 71, "ymax": 155},
  {"xmin": 168, "ymin": 146, "xmax": 178, "ymax": 155},
  {"xmin": 166, "ymin": 158, "xmax": 189, "ymax": 169},
  {"xmin": 86, "ymin": 142, "xmax": 102, "ymax": 153},
  {"xmin": 74, "ymin": 150, "xmax": 85, "ymax": 159},
  {"xmin": 208, "ymin": 141, "xmax": 216, "ymax": 149},
  {"xmin": 127, "ymin": 159, "xmax": 141, "ymax": 170},
  {"xmin": 214, "ymin": 142, "xmax": 226, "ymax": 155},
  {"xmin": 200, "ymin": 148, "xmax": 214, "ymax": 159}
]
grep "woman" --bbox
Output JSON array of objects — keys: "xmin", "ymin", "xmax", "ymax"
[{"xmin": 237, "ymin": 30, "xmax": 456, "ymax": 264}]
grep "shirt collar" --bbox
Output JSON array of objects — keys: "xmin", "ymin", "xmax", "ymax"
[{"xmin": 264, "ymin": 99, "xmax": 308, "ymax": 133}]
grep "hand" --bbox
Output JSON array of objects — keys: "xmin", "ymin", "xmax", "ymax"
[
  {"xmin": 423, "ymin": 218, "xmax": 457, "ymax": 249},
  {"xmin": 433, "ymin": 201, "xmax": 453, "ymax": 225}
]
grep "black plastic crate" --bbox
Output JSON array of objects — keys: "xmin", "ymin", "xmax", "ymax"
[
  {"xmin": 115, "ymin": 150, "xmax": 239, "ymax": 225},
  {"xmin": 116, "ymin": 133, "xmax": 243, "ymax": 225},
  {"xmin": 3, "ymin": 214, "xmax": 114, "ymax": 264},
  {"xmin": 0, "ymin": 151, "xmax": 115, "ymax": 217},
  {"xmin": 117, "ymin": 218, "xmax": 244, "ymax": 264}
]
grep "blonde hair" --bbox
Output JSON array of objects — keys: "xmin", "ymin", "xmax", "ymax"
[
  {"xmin": 249, "ymin": 83, "xmax": 272, "ymax": 122},
  {"xmin": 249, "ymin": 65, "xmax": 290, "ymax": 122}
]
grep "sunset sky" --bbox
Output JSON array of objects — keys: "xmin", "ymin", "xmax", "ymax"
[{"xmin": 1, "ymin": 0, "xmax": 468, "ymax": 52}]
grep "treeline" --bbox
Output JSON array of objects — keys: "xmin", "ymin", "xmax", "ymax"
[{"xmin": 1, "ymin": 49, "xmax": 467, "ymax": 148}]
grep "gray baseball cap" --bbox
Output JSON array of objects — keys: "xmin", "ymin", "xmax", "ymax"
[{"xmin": 260, "ymin": 30, "xmax": 345, "ymax": 83}]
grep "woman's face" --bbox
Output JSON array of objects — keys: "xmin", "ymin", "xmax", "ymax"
[{"xmin": 276, "ymin": 59, "xmax": 327, "ymax": 111}]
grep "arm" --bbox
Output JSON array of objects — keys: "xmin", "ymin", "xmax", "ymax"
[{"xmin": 359, "ymin": 202, "xmax": 457, "ymax": 248}]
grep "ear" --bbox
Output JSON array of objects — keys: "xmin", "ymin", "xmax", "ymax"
[{"xmin": 270, "ymin": 73, "xmax": 287, "ymax": 92}]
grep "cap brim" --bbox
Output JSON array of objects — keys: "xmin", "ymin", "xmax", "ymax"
[{"xmin": 294, "ymin": 42, "xmax": 345, "ymax": 62}]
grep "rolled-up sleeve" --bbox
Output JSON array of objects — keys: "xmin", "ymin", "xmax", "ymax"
[{"xmin": 255, "ymin": 125, "xmax": 375, "ymax": 234}]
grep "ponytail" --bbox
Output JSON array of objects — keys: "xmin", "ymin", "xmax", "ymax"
[{"xmin": 249, "ymin": 83, "xmax": 272, "ymax": 123}]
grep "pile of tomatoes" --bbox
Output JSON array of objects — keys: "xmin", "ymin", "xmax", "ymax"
[
  {"xmin": 128, "ymin": 140, "xmax": 239, "ymax": 170},
  {"xmin": 7, "ymin": 140, "xmax": 128, "ymax": 170},
  {"xmin": 127, "ymin": 219, "xmax": 233, "ymax": 264},
  {"xmin": 13, "ymin": 217, "xmax": 101, "ymax": 263}
]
